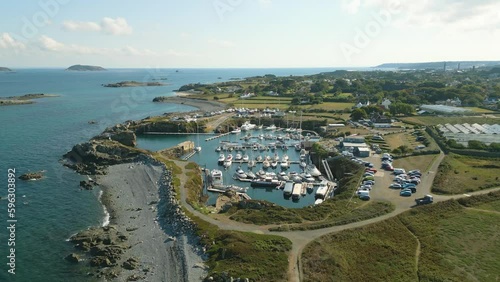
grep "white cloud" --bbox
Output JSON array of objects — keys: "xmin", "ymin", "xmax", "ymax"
[
  {"xmin": 364, "ymin": 0, "xmax": 500, "ymax": 32},
  {"xmin": 62, "ymin": 20, "xmax": 101, "ymax": 32},
  {"xmin": 61, "ymin": 17, "xmax": 132, "ymax": 35},
  {"xmin": 38, "ymin": 35, "xmax": 65, "ymax": 52},
  {"xmin": 342, "ymin": 0, "xmax": 361, "ymax": 14},
  {"xmin": 0, "ymin": 33, "xmax": 26, "ymax": 50},
  {"xmin": 101, "ymin": 17, "xmax": 133, "ymax": 35}
]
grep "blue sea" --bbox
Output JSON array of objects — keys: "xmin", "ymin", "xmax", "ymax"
[{"xmin": 0, "ymin": 67, "xmax": 357, "ymax": 281}]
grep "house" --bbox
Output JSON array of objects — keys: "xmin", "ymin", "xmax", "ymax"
[
  {"xmin": 355, "ymin": 147, "xmax": 371, "ymax": 158},
  {"xmin": 371, "ymin": 113, "xmax": 392, "ymax": 128},
  {"xmin": 484, "ymin": 97, "xmax": 499, "ymax": 105},
  {"xmin": 265, "ymin": 91, "xmax": 280, "ymax": 96},
  {"xmin": 355, "ymin": 100, "xmax": 370, "ymax": 108},
  {"xmin": 240, "ymin": 93, "xmax": 255, "ymax": 99},
  {"xmin": 436, "ymin": 97, "xmax": 462, "ymax": 107},
  {"xmin": 381, "ymin": 98, "xmax": 392, "ymax": 109}
]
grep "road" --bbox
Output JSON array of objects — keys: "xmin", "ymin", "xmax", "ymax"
[{"xmin": 172, "ymin": 150, "xmax": 500, "ymax": 282}]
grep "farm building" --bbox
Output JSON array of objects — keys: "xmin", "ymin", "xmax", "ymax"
[
  {"xmin": 436, "ymin": 123, "xmax": 500, "ymax": 145},
  {"xmin": 420, "ymin": 105, "xmax": 472, "ymax": 114},
  {"xmin": 355, "ymin": 147, "xmax": 371, "ymax": 157}
]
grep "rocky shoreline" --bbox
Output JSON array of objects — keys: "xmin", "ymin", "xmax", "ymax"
[
  {"xmin": 152, "ymin": 96, "xmax": 227, "ymax": 112},
  {"xmin": 63, "ymin": 123, "xmax": 207, "ymax": 281}
]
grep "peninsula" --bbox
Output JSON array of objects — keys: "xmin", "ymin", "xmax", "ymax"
[
  {"xmin": 66, "ymin": 64, "xmax": 106, "ymax": 71},
  {"xmin": 0, "ymin": 93, "xmax": 58, "ymax": 106},
  {"xmin": 0, "ymin": 67, "xmax": 12, "ymax": 71},
  {"xmin": 103, "ymin": 81, "xmax": 167, "ymax": 87}
]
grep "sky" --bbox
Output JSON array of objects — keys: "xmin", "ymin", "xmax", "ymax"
[{"xmin": 0, "ymin": 0, "xmax": 499, "ymax": 68}]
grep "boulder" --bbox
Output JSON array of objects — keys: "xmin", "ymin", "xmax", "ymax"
[
  {"xmin": 122, "ymin": 257, "xmax": 139, "ymax": 270},
  {"xmin": 65, "ymin": 253, "xmax": 80, "ymax": 263},
  {"xmin": 19, "ymin": 171, "xmax": 43, "ymax": 180}
]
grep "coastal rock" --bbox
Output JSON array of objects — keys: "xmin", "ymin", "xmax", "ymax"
[
  {"xmin": 63, "ymin": 140, "xmax": 141, "ymax": 175},
  {"xmin": 19, "ymin": 171, "xmax": 43, "ymax": 180},
  {"xmin": 122, "ymin": 257, "xmax": 139, "ymax": 270},
  {"xmin": 109, "ymin": 131, "xmax": 137, "ymax": 147},
  {"xmin": 90, "ymin": 256, "xmax": 114, "ymax": 267},
  {"xmin": 0, "ymin": 67, "xmax": 12, "ymax": 71},
  {"xmin": 65, "ymin": 253, "xmax": 80, "ymax": 263},
  {"xmin": 80, "ymin": 180, "xmax": 96, "ymax": 190}
]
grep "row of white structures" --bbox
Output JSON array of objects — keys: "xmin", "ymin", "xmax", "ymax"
[{"xmin": 437, "ymin": 123, "xmax": 500, "ymax": 145}]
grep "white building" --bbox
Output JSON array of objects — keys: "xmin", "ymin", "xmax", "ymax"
[{"xmin": 381, "ymin": 98, "xmax": 392, "ymax": 109}]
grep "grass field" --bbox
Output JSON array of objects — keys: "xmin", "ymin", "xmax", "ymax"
[
  {"xmin": 302, "ymin": 196, "xmax": 500, "ymax": 282},
  {"xmin": 463, "ymin": 107, "xmax": 497, "ymax": 113},
  {"xmin": 298, "ymin": 102, "xmax": 355, "ymax": 111},
  {"xmin": 302, "ymin": 217, "xmax": 418, "ymax": 282},
  {"xmin": 393, "ymin": 154, "xmax": 439, "ymax": 173},
  {"xmin": 432, "ymin": 154, "xmax": 500, "ymax": 194},
  {"xmin": 401, "ymin": 115, "xmax": 500, "ymax": 126}
]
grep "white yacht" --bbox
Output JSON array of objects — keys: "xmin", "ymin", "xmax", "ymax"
[
  {"xmin": 248, "ymin": 159, "xmax": 256, "ymax": 168},
  {"xmin": 305, "ymin": 164, "xmax": 321, "ymax": 177},
  {"xmin": 210, "ymin": 169, "xmax": 224, "ymax": 187},
  {"xmin": 280, "ymin": 160, "xmax": 289, "ymax": 169},
  {"xmin": 265, "ymin": 124, "xmax": 277, "ymax": 131},
  {"xmin": 231, "ymin": 128, "xmax": 241, "ymax": 134},
  {"xmin": 271, "ymin": 160, "xmax": 278, "ymax": 168},
  {"xmin": 242, "ymin": 154, "xmax": 249, "ymax": 162},
  {"xmin": 218, "ymin": 153, "xmax": 225, "ymax": 165},
  {"xmin": 235, "ymin": 153, "xmax": 242, "ymax": 161},
  {"xmin": 241, "ymin": 121, "xmax": 256, "ymax": 131},
  {"xmin": 262, "ymin": 160, "xmax": 271, "ymax": 169}
]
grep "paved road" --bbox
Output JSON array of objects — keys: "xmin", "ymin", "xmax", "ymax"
[{"xmin": 173, "ymin": 151, "xmax": 500, "ymax": 282}]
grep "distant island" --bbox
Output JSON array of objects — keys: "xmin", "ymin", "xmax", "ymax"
[
  {"xmin": 0, "ymin": 67, "xmax": 12, "ymax": 72},
  {"xmin": 103, "ymin": 81, "xmax": 167, "ymax": 87},
  {"xmin": 66, "ymin": 65, "xmax": 106, "ymax": 71},
  {"xmin": 375, "ymin": 61, "xmax": 500, "ymax": 70},
  {"xmin": 0, "ymin": 93, "xmax": 58, "ymax": 106}
]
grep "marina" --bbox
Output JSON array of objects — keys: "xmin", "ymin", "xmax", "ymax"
[{"xmin": 138, "ymin": 127, "xmax": 336, "ymax": 208}]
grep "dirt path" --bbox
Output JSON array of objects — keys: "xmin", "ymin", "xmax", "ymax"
[
  {"xmin": 172, "ymin": 153, "xmax": 500, "ymax": 282},
  {"xmin": 464, "ymin": 207, "xmax": 500, "ymax": 215}
]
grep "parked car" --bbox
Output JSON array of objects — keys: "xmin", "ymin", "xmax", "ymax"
[
  {"xmin": 394, "ymin": 168, "xmax": 406, "ymax": 175},
  {"xmin": 389, "ymin": 183, "xmax": 402, "ymax": 189},
  {"xmin": 363, "ymin": 180, "xmax": 375, "ymax": 186},
  {"xmin": 403, "ymin": 183, "xmax": 416, "ymax": 189},
  {"xmin": 364, "ymin": 162, "xmax": 374, "ymax": 168},
  {"xmin": 357, "ymin": 190, "xmax": 370, "ymax": 200},
  {"xmin": 403, "ymin": 186, "xmax": 416, "ymax": 193},
  {"xmin": 366, "ymin": 168, "xmax": 378, "ymax": 173},
  {"xmin": 408, "ymin": 170, "xmax": 421, "ymax": 175},
  {"xmin": 400, "ymin": 189, "xmax": 413, "ymax": 197},
  {"xmin": 363, "ymin": 172, "xmax": 374, "ymax": 177},
  {"xmin": 363, "ymin": 176, "xmax": 375, "ymax": 181}
]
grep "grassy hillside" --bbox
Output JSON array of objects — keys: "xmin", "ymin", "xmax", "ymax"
[{"xmin": 302, "ymin": 193, "xmax": 500, "ymax": 282}]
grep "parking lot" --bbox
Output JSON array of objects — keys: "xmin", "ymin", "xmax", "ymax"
[{"xmin": 357, "ymin": 152, "xmax": 434, "ymax": 210}]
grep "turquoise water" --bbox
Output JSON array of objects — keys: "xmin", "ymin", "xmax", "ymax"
[{"xmin": 0, "ymin": 67, "xmax": 346, "ymax": 281}]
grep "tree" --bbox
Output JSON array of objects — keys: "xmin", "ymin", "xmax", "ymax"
[
  {"xmin": 350, "ymin": 108, "xmax": 367, "ymax": 121},
  {"xmin": 468, "ymin": 140, "xmax": 487, "ymax": 150}
]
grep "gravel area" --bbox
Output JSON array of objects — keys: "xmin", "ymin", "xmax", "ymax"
[{"xmin": 97, "ymin": 161, "xmax": 207, "ymax": 281}]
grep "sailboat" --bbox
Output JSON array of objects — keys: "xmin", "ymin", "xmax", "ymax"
[{"xmin": 195, "ymin": 130, "xmax": 201, "ymax": 152}]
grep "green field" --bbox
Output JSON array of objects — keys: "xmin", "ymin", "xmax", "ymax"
[
  {"xmin": 302, "ymin": 196, "xmax": 500, "ymax": 282},
  {"xmin": 393, "ymin": 154, "xmax": 439, "ymax": 173},
  {"xmin": 463, "ymin": 107, "xmax": 497, "ymax": 113},
  {"xmin": 432, "ymin": 154, "xmax": 500, "ymax": 194},
  {"xmin": 299, "ymin": 102, "xmax": 355, "ymax": 111}
]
